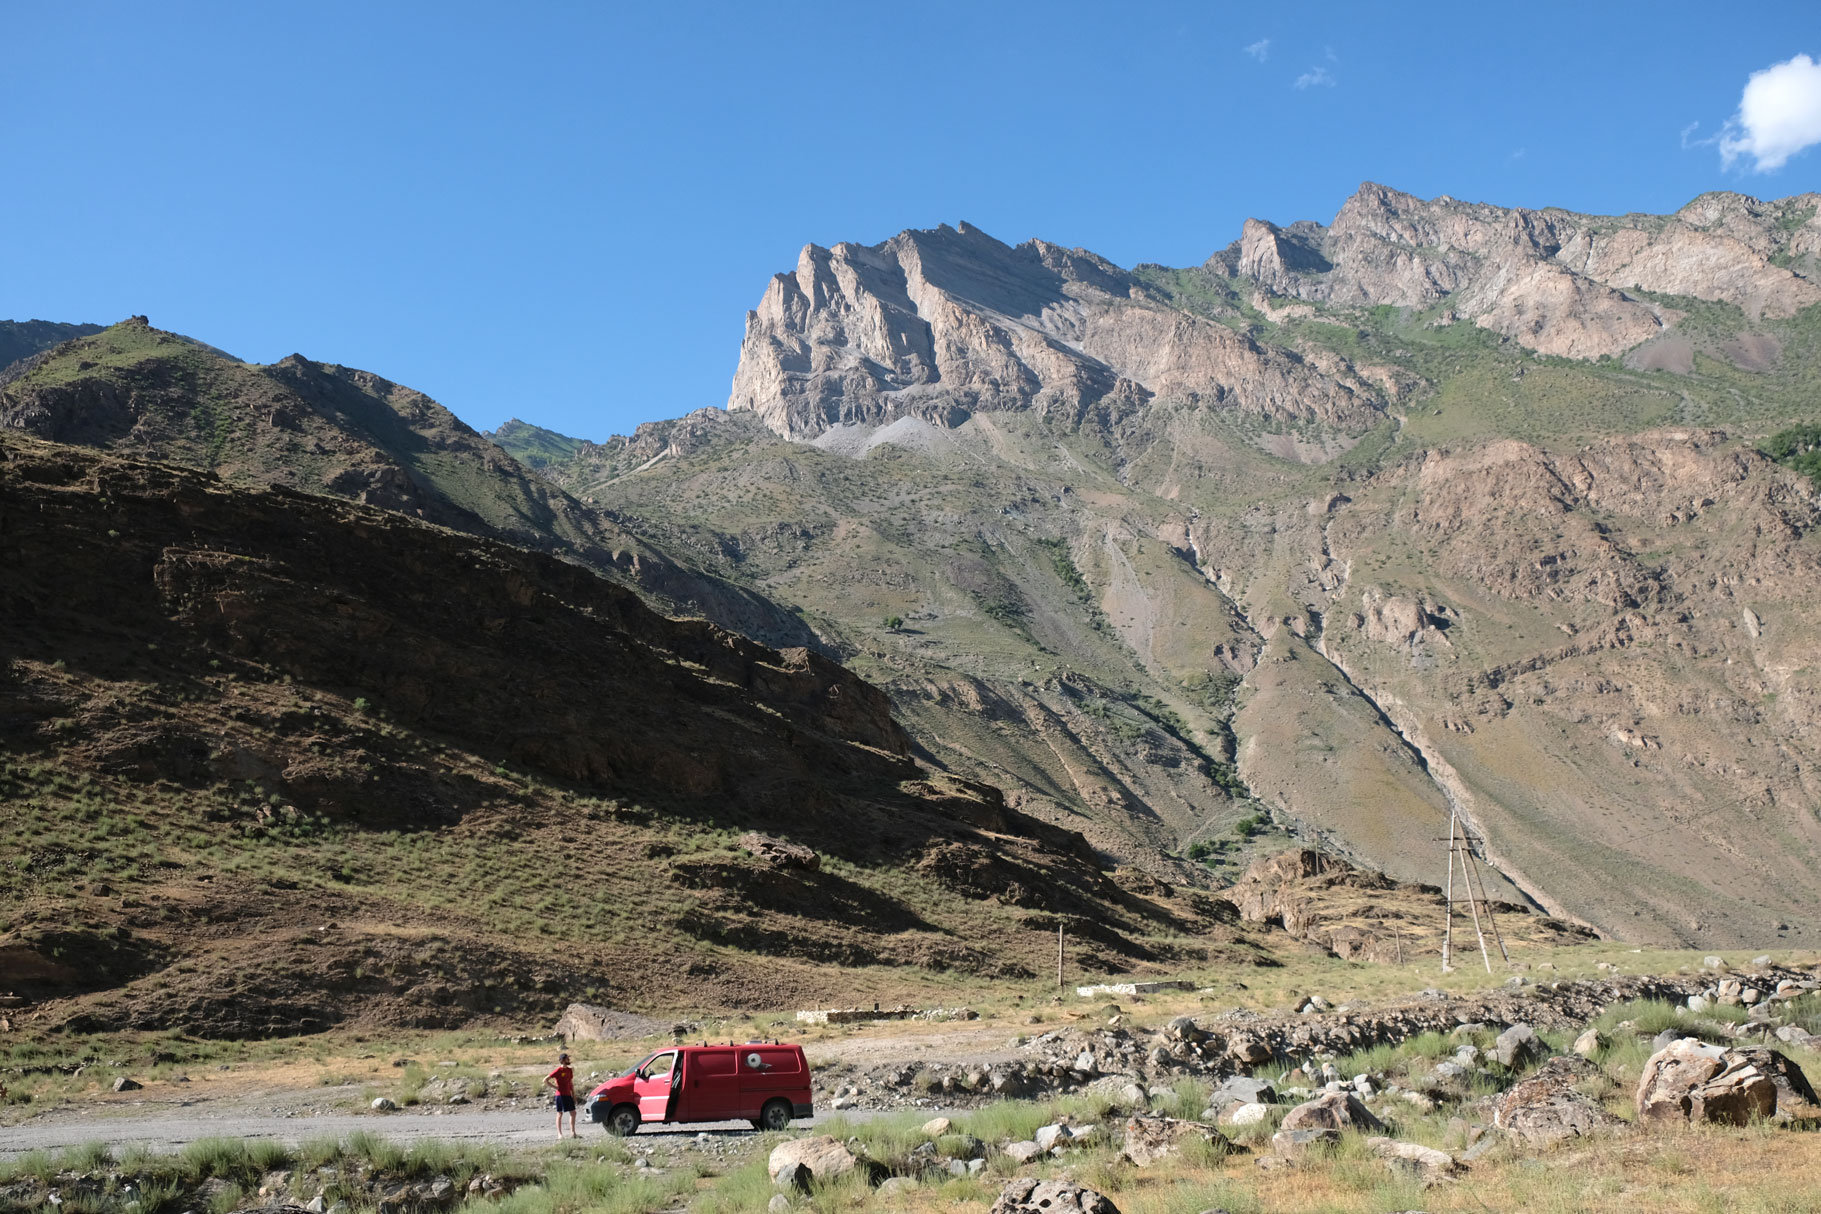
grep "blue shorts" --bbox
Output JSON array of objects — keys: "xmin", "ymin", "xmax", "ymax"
[{"xmin": 554, "ymin": 1094, "xmax": 576, "ymax": 1113}]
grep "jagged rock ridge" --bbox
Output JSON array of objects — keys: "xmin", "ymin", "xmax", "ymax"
[
  {"xmin": 728, "ymin": 222, "xmax": 1387, "ymax": 439},
  {"xmin": 1215, "ymin": 183, "xmax": 1821, "ymax": 358}
]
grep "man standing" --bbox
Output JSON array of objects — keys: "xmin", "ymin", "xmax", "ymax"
[{"xmin": 545, "ymin": 1052, "xmax": 578, "ymax": 1138}]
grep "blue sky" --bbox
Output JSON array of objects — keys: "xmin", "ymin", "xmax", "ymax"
[{"xmin": 5, "ymin": 2, "xmax": 1819, "ymax": 440}]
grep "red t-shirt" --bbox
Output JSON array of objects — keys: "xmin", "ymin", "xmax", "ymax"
[{"xmin": 548, "ymin": 1065, "xmax": 574, "ymax": 1097}]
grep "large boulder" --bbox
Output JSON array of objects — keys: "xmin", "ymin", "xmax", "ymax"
[
  {"xmin": 1279, "ymin": 1090, "xmax": 1384, "ymax": 1133},
  {"xmin": 1495, "ymin": 1057, "xmax": 1626, "ymax": 1146},
  {"xmin": 1118, "ymin": 1116, "xmax": 1229, "ymax": 1167},
  {"xmin": 1634, "ymin": 1039, "xmax": 1784, "ymax": 1127},
  {"xmin": 989, "ymin": 1178, "xmax": 1119, "ymax": 1214},
  {"xmin": 1731, "ymin": 1048, "xmax": 1821, "ymax": 1123},
  {"xmin": 768, "ymin": 1136, "xmax": 861, "ymax": 1186}
]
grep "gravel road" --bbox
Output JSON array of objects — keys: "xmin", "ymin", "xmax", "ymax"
[
  {"xmin": 0, "ymin": 1105, "xmax": 868, "ymax": 1158},
  {"xmin": 0, "ymin": 1020, "xmax": 1009, "ymax": 1159}
]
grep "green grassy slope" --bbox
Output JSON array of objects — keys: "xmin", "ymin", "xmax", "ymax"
[{"xmin": 485, "ymin": 418, "xmax": 588, "ymax": 468}]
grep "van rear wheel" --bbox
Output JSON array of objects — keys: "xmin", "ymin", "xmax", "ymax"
[
  {"xmin": 605, "ymin": 1104, "xmax": 641, "ymax": 1137},
  {"xmin": 758, "ymin": 1099, "xmax": 793, "ymax": 1131}
]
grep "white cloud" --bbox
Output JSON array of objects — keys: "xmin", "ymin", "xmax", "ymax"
[
  {"xmin": 1293, "ymin": 66, "xmax": 1335, "ymax": 90},
  {"xmin": 1244, "ymin": 38, "xmax": 1270, "ymax": 62},
  {"xmin": 1717, "ymin": 53, "xmax": 1821, "ymax": 172}
]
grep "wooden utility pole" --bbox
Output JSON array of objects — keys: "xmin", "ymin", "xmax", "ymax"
[
  {"xmin": 1440, "ymin": 810, "xmax": 1510, "ymax": 974},
  {"xmin": 1441, "ymin": 813, "xmax": 1457, "ymax": 972},
  {"xmin": 1056, "ymin": 923, "xmax": 1064, "ymax": 989},
  {"xmin": 1463, "ymin": 843, "xmax": 1511, "ymax": 967}
]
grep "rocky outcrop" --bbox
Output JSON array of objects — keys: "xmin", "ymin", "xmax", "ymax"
[
  {"xmin": 1366, "ymin": 1137, "xmax": 1462, "ymax": 1180},
  {"xmin": 728, "ymin": 222, "xmax": 1384, "ymax": 439},
  {"xmin": 1494, "ymin": 1057, "xmax": 1626, "ymax": 1145},
  {"xmin": 990, "ymin": 1179, "xmax": 1120, "ymax": 1214},
  {"xmin": 1217, "ymin": 183, "xmax": 1821, "ymax": 359},
  {"xmin": 1118, "ymin": 1116, "xmax": 1228, "ymax": 1166},
  {"xmin": 740, "ymin": 833, "xmax": 821, "ymax": 871},
  {"xmin": 1220, "ymin": 849, "xmax": 1591, "ymax": 962}
]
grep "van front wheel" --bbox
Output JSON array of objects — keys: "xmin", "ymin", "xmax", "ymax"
[
  {"xmin": 605, "ymin": 1104, "xmax": 641, "ymax": 1137},
  {"xmin": 758, "ymin": 1099, "xmax": 793, "ymax": 1131}
]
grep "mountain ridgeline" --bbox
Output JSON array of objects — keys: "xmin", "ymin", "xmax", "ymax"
[{"xmin": 5, "ymin": 182, "xmax": 1821, "ymax": 957}]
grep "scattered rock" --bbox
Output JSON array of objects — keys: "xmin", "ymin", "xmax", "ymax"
[
  {"xmin": 1003, "ymin": 1141, "xmax": 1044, "ymax": 1164},
  {"xmin": 1119, "ymin": 1116, "xmax": 1229, "ymax": 1167},
  {"xmin": 877, "ymin": 1177, "xmax": 917, "ymax": 1196},
  {"xmin": 370, "ymin": 1097, "xmax": 398, "ymax": 1112},
  {"xmin": 1492, "ymin": 1023, "xmax": 1545, "ymax": 1068},
  {"xmin": 1221, "ymin": 1102, "xmax": 1274, "ymax": 1127},
  {"xmin": 1211, "ymin": 1076, "xmax": 1277, "ymax": 1106},
  {"xmin": 768, "ymin": 1194, "xmax": 793, "ymax": 1213},
  {"xmin": 920, "ymin": 1117, "xmax": 952, "ymax": 1138},
  {"xmin": 112, "ymin": 1077, "xmax": 142, "ymax": 1092},
  {"xmin": 1166, "ymin": 1016, "xmax": 1206, "ymax": 1043},
  {"xmin": 989, "ymin": 1178, "xmax": 1120, "ymax": 1214},
  {"xmin": 1280, "ymin": 1090, "xmax": 1385, "ymax": 1133},
  {"xmin": 1367, "ymin": 1136, "xmax": 1463, "ymax": 1180},
  {"xmin": 1572, "ymin": 1028, "xmax": 1605, "ymax": 1058},
  {"xmin": 1227, "ymin": 1034, "xmax": 1272, "ymax": 1065},
  {"xmin": 1271, "ymin": 1127, "xmax": 1341, "ymax": 1157}
]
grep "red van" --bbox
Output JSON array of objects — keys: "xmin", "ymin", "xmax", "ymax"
[{"xmin": 583, "ymin": 1043, "xmax": 814, "ymax": 1135}]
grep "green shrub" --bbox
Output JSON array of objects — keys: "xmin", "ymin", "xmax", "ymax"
[{"xmin": 1763, "ymin": 424, "xmax": 1821, "ymax": 487}]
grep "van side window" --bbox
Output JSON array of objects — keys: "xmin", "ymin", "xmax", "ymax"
[
  {"xmin": 696, "ymin": 1052, "xmax": 737, "ymax": 1077},
  {"xmin": 641, "ymin": 1052, "xmax": 676, "ymax": 1079}
]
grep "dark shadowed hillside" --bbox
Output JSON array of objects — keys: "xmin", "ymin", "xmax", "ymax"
[{"xmin": 0, "ymin": 434, "xmax": 1247, "ymax": 1036}]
